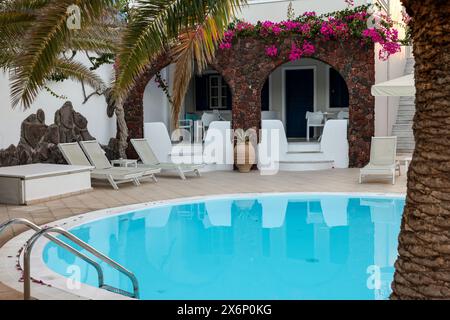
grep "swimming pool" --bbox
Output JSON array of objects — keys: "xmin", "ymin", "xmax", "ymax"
[{"xmin": 42, "ymin": 193, "xmax": 405, "ymax": 300}]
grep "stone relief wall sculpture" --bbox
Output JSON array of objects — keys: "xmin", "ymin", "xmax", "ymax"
[{"xmin": 0, "ymin": 101, "xmax": 119, "ymax": 167}]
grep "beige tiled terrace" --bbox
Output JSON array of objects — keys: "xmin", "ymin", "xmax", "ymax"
[{"xmin": 0, "ymin": 168, "xmax": 407, "ymax": 299}]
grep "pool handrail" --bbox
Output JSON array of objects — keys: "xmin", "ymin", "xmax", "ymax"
[{"xmin": 0, "ymin": 219, "xmax": 139, "ymax": 299}]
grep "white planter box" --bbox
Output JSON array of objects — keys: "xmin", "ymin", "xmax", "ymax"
[{"xmin": 0, "ymin": 164, "xmax": 93, "ymax": 205}]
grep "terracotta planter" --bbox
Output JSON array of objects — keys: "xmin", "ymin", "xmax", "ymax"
[{"xmin": 234, "ymin": 142, "xmax": 256, "ymax": 173}]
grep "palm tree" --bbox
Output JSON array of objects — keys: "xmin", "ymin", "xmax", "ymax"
[
  {"xmin": 112, "ymin": 0, "xmax": 246, "ymax": 157},
  {"xmin": 391, "ymin": 0, "xmax": 450, "ymax": 299},
  {"xmin": 2, "ymin": 0, "xmax": 246, "ymax": 158},
  {"xmin": 0, "ymin": 0, "xmax": 118, "ymax": 107}
]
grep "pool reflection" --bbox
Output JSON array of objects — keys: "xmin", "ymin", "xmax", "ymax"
[{"xmin": 43, "ymin": 195, "xmax": 404, "ymax": 300}]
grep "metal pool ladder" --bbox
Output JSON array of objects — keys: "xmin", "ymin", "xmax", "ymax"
[{"xmin": 0, "ymin": 218, "xmax": 139, "ymax": 300}]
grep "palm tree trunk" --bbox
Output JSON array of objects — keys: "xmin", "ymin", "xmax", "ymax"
[
  {"xmin": 391, "ymin": 0, "xmax": 450, "ymax": 299},
  {"xmin": 115, "ymin": 97, "xmax": 129, "ymax": 159}
]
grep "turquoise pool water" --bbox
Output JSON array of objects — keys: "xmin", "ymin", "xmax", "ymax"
[{"xmin": 43, "ymin": 194, "xmax": 405, "ymax": 300}]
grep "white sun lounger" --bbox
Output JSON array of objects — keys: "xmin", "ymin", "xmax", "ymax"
[
  {"xmin": 359, "ymin": 136, "xmax": 398, "ymax": 185},
  {"xmin": 59, "ymin": 142, "xmax": 158, "ymax": 190},
  {"xmin": 131, "ymin": 138, "xmax": 203, "ymax": 180},
  {"xmin": 78, "ymin": 140, "xmax": 161, "ymax": 185}
]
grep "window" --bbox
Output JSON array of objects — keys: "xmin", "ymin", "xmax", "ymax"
[
  {"xmin": 195, "ymin": 74, "xmax": 232, "ymax": 110},
  {"xmin": 209, "ymin": 75, "xmax": 228, "ymax": 109}
]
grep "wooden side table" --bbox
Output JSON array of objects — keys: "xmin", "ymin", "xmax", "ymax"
[{"xmin": 111, "ymin": 159, "xmax": 138, "ymax": 168}]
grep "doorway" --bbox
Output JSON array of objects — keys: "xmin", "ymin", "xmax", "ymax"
[{"xmin": 285, "ymin": 68, "xmax": 315, "ymax": 138}]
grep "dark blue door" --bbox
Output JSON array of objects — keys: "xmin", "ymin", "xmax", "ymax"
[{"xmin": 285, "ymin": 69, "xmax": 314, "ymax": 138}]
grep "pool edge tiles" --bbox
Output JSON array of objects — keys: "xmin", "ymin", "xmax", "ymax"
[{"xmin": 0, "ymin": 192, "xmax": 405, "ymax": 300}]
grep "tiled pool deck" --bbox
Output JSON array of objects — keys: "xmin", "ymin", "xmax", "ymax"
[{"xmin": 0, "ymin": 169, "xmax": 407, "ymax": 299}]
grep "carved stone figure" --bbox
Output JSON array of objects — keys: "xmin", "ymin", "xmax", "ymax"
[{"xmin": 0, "ymin": 101, "xmax": 111, "ymax": 167}]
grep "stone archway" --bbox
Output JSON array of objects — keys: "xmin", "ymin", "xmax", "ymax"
[
  {"xmin": 212, "ymin": 37, "xmax": 375, "ymax": 167},
  {"xmin": 125, "ymin": 37, "xmax": 375, "ymax": 167},
  {"xmin": 123, "ymin": 54, "xmax": 172, "ymax": 157}
]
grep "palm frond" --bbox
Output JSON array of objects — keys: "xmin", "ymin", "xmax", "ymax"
[
  {"xmin": 66, "ymin": 26, "xmax": 121, "ymax": 53},
  {"xmin": 171, "ymin": 18, "xmax": 220, "ymax": 126},
  {"xmin": 53, "ymin": 58, "xmax": 106, "ymax": 91},
  {"xmin": 9, "ymin": 0, "xmax": 113, "ymax": 109},
  {"xmin": 113, "ymin": 0, "xmax": 245, "ymax": 102}
]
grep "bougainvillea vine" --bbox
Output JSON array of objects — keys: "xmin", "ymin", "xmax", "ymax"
[{"xmin": 220, "ymin": 4, "xmax": 402, "ymax": 62}]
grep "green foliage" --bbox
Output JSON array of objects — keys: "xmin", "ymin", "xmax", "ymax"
[
  {"xmin": 113, "ymin": 0, "xmax": 246, "ymax": 103},
  {"xmin": 88, "ymin": 53, "xmax": 116, "ymax": 70},
  {"xmin": 287, "ymin": 2, "xmax": 295, "ymax": 21},
  {"xmin": 0, "ymin": 0, "xmax": 117, "ymax": 109}
]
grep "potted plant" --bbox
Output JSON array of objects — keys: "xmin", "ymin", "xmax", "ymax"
[{"xmin": 234, "ymin": 129, "xmax": 256, "ymax": 173}]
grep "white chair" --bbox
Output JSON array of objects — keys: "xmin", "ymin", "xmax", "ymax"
[
  {"xmin": 201, "ymin": 112, "xmax": 220, "ymax": 129},
  {"xmin": 174, "ymin": 119, "xmax": 194, "ymax": 143},
  {"xmin": 359, "ymin": 136, "xmax": 398, "ymax": 185},
  {"xmin": 262, "ymin": 111, "xmax": 280, "ymax": 120},
  {"xmin": 306, "ymin": 111, "xmax": 325, "ymax": 141},
  {"xmin": 58, "ymin": 142, "xmax": 159, "ymax": 190},
  {"xmin": 78, "ymin": 140, "xmax": 160, "ymax": 189},
  {"xmin": 131, "ymin": 138, "xmax": 203, "ymax": 180},
  {"xmin": 144, "ymin": 122, "xmax": 202, "ymax": 164},
  {"xmin": 337, "ymin": 111, "xmax": 349, "ymax": 119}
]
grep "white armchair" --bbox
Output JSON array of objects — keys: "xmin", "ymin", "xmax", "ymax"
[
  {"xmin": 306, "ymin": 111, "xmax": 325, "ymax": 141},
  {"xmin": 337, "ymin": 110, "xmax": 349, "ymax": 119},
  {"xmin": 201, "ymin": 112, "xmax": 220, "ymax": 129}
]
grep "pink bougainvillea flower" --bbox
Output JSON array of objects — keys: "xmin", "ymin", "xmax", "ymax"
[
  {"xmin": 320, "ymin": 22, "xmax": 335, "ymax": 38},
  {"xmin": 235, "ymin": 21, "xmax": 254, "ymax": 31},
  {"xmin": 223, "ymin": 30, "xmax": 235, "ymax": 40},
  {"xmin": 261, "ymin": 21, "xmax": 283, "ymax": 36},
  {"xmin": 362, "ymin": 27, "xmax": 401, "ymax": 60},
  {"xmin": 362, "ymin": 28, "xmax": 384, "ymax": 43},
  {"xmin": 289, "ymin": 43, "xmax": 303, "ymax": 61},
  {"xmin": 303, "ymin": 11, "xmax": 316, "ymax": 17},
  {"xmin": 302, "ymin": 41, "xmax": 316, "ymax": 56},
  {"xmin": 219, "ymin": 42, "xmax": 232, "ymax": 50},
  {"xmin": 272, "ymin": 25, "xmax": 282, "ymax": 35},
  {"xmin": 401, "ymin": 8, "xmax": 412, "ymax": 25},
  {"xmin": 299, "ymin": 23, "xmax": 311, "ymax": 36},
  {"xmin": 219, "ymin": 30, "xmax": 235, "ymax": 50},
  {"xmin": 265, "ymin": 45, "xmax": 278, "ymax": 57},
  {"xmin": 281, "ymin": 20, "xmax": 301, "ymax": 31}
]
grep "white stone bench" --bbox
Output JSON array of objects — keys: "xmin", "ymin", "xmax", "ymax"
[{"xmin": 0, "ymin": 164, "xmax": 93, "ymax": 205}]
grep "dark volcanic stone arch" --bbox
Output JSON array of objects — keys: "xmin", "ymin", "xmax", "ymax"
[
  {"xmin": 212, "ymin": 37, "xmax": 375, "ymax": 168},
  {"xmin": 123, "ymin": 54, "xmax": 172, "ymax": 157},
  {"xmin": 129, "ymin": 37, "xmax": 375, "ymax": 167}
]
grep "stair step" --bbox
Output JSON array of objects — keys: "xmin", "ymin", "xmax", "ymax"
[
  {"xmin": 287, "ymin": 151, "xmax": 322, "ymax": 154},
  {"xmin": 279, "ymin": 160, "xmax": 334, "ymax": 164},
  {"xmin": 278, "ymin": 160, "xmax": 334, "ymax": 171},
  {"xmin": 405, "ymin": 57, "xmax": 415, "ymax": 74},
  {"xmin": 287, "ymin": 142, "xmax": 321, "ymax": 153},
  {"xmin": 392, "ymin": 56, "xmax": 415, "ymax": 155}
]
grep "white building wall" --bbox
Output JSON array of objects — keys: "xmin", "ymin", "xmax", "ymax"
[
  {"xmin": 239, "ymin": 0, "xmax": 371, "ymax": 23},
  {"xmin": 0, "ymin": 54, "xmax": 116, "ymax": 149},
  {"xmin": 143, "ymin": 68, "xmax": 171, "ymax": 128}
]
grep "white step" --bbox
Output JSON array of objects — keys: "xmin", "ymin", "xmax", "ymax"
[
  {"xmin": 278, "ymin": 160, "xmax": 334, "ymax": 171},
  {"xmin": 389, "ymin": 57, "xmax": 415, "ymax": 154},
  {"xmin": 278, "ymin": 151, "xmax": 334, "ymax": 171},
  {"xmin": 392, "ymin": 123, "xmax": 412, "ymax": 130},
  {"xmin": 287, "ymin": 142, "xmax": 321, "ymax": 153}
]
